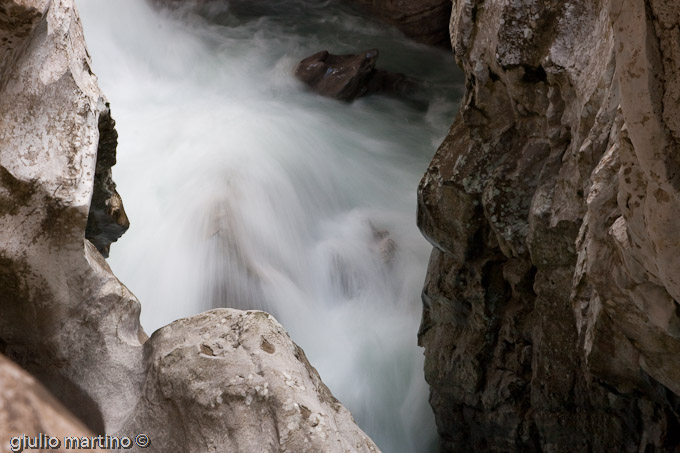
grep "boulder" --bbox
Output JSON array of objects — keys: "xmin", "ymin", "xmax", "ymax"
[
  {"xmin": 118, "ymin": 309, "xmax": 379, "ymax": 453},
  {"xmin": 295, "ymin": 49, "xmax": 417, "ymax": 102},
  {"xmin": 0, "ymin": 0, "xmax": 146, "ymax": 434}
]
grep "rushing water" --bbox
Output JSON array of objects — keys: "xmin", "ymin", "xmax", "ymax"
[{"xmin": 79, "ymin": 1, "xmax": 462, "ymax": 451}]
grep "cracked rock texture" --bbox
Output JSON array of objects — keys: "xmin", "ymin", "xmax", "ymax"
[
  {"xmin": 417, "ymin": 0, "xmax": 680, "ymax": 451},
  {"xmin": 0, "ymin": 1, "xmax": 378, "ymax": 451},
  {"xmin": 85, "ymin": 104, "xmax": 129, "ymax": 258}
]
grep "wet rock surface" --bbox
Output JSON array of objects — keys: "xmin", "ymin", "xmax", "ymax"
[
  {"xmin": 295, "ymin": 49, "xmax": 417, "ymax": 102},
  {"xmin": 418, "ymin": 0, "xmax": 680, "ymax": 451}
]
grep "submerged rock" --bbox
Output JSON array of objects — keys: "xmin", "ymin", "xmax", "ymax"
[
  {"xmin": 418, "ymin": 0, "xmax": 680, "ymax": 451},
  {"xmin": 370, "ymin": 224, "xmax": 397, "ymax": 267},
  {"xmin": 295, "ymin": 49, "xmax": 418, "ymax": 102}
]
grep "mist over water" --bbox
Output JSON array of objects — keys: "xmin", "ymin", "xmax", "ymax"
[{"xmin": 79, "ymin": 1, "xmax": 462, "ymax": 451}]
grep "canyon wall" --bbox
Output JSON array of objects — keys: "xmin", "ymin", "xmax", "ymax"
[
  {"xmin": 417, "ymin": 0, "xmax": 680, "ymax": 451},
  {"xmin": 0, "ymin": 1, "xmax": 378, "ymax": 451}
]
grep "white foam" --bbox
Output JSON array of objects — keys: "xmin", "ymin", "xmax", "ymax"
[{"xmin": 79, "ymin": 1, "xmax": 460, "ymax": 451}]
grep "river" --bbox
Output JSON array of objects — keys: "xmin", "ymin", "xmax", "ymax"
[{"xmin": 78, "ymin": 1, "xmax": 462, "ymax": 450}]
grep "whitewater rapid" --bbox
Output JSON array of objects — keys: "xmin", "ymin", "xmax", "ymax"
[{"xmin": 78, "ymin": 1, "xmax": 461, "ymax": 451}]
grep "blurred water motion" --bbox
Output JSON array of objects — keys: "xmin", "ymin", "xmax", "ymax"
[{"xmin": 79, "ymin": 1, "xmax": 462, "ymax": 451}]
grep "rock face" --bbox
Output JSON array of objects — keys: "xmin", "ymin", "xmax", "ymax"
[
  {"xmin": 0, "ymin": 1, "xmax": 379, "ymax": 452},
  {"xmin": 418, "ymin": 0, "xmax": 680, "ymax": 451},
  {"xmin": 0, "ymin": 0, "xmax": 146, "ymax": 434},
  {"xmin": 346, "ymin": 0, "xmax": 452, "ymax": 47},
  {"xmin": 295, "ymin": 49, "xmax": 417, "ymax": 102}
]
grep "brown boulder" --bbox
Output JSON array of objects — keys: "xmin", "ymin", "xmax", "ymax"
[{"xmin": 295, "ymin": 49, "xmax": 417, "ymax": 102}]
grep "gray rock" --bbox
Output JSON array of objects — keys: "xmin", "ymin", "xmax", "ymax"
[
  {"xmin": 0, "ymin": 0, "xmax": 146, "ymax": 434},
  {"xmin": 418, "ymin": 0, "xmax": 680, "ymax": 451},
  {"xmin": 118, "ymin": 309, "xmax": 379, "ymax": 453}
]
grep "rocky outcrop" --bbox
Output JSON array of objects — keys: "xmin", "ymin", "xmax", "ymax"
[
  {"xmin": 0, "ymin": 354, "xmax": 104, "ymax": 453},
  {"xmin": 346, "ymin": 0, "xmax": 452, "ymax": 47},
  {"xmin": 0, "ymin": 0, "xmax": 146, "ymax": 434},
  {"xmin": 295, "ymin": 49, "xmax": 417, "ymax": 102},
  {"xmin": 0, "ymin": 1, "xmax": 378, "ymax": 451},
  {"xmin": 418, "ymin": 0, "xmax": 680, "ymax": 451},
  {"xmin": 119, "ymin": 309, "xmax": 378, "ymax": 453}
]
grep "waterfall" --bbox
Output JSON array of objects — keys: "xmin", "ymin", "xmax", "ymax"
[{"xmin": 78, "ymin": 1, "xmax": 462, "ymax": 451}]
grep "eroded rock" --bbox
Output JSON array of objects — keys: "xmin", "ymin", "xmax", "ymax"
[
  {"xmin": 119, "ymin": 309, "xmax": 379, "ymax": 453},
  {"xmin": 418, "ymin": 0, "xmax": 680, "ymax": 451},
  {"xmin": 0, "ymin": 0, "xmax": 145, "ymax": 434},
  {"xmin": 85, "ymin": 105, "xmax": 130, "ymax": 258}
]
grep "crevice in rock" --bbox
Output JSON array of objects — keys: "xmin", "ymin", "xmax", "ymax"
[
  {"xmin": 85, "ymin": 104, "xmax": 129, "ymax": 258},
  {"xmin": 521, "ymin": 65, "xmax": 547, "ymax": 84}
]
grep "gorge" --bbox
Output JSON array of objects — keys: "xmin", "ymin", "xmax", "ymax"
[{"xmin": 2, "ymin": 0, "xmax": 680, "ymax": 452}]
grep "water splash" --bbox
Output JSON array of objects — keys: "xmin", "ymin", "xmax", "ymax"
[{"xmin": 79, "ymin": 1, "xmax": 462, "ymax": 451}]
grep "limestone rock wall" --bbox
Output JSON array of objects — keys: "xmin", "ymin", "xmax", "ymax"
[
  {"xmin": 0, "ymin": 1, "xmax": 379, "ymax": 451},
  {"xmin": 417, "ymin": 0, "xmax": 680, "ymax": 451}
]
